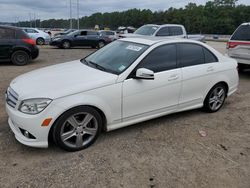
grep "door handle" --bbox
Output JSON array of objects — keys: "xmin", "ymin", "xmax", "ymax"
[
  {"xmin": 168, "ymin": 74, "xmax": 179, "ymax": 81},
  {"xmin": 207, "ymin": 66, "xmax": 214, "ymax": 72}
]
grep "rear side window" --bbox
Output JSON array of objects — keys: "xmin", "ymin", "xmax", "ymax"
[
  {"xmin": 0, "ymin": 28, "xmax": 15, "ymax": 39},
  {"xmin": 138, "ymin": 44, "xmax": 177, "ymax": 73},
  {"xmin": 178, "ymin": 43, "xmax": 204, "ymax": 67},
  {"xmin": 231, "ymin": 25, "xmax": 250, "ymax": 41},
  {"xmin": 203, "ymin": 48, "xmax": 218, "ymax": 63},
  {"xmin": 24, "ymin": 29, "xmax": 38, "ymax": 33},
  {"xmin": 87, "ymin": 31, "xmax": 98, "ymax": 36},
  {"xmin": 170, "ymin": 27, "xmax": 183, "ymax": 36},
  {"xmin": 103, "ymin": 31, "xmax": 115, "ymax": 35},
  {"xmin": 156, "ymin": 27, "xmax": 170, "ymax": 36}
]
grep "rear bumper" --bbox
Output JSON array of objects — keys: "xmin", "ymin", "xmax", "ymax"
[{"xmin": 31, "ymin": 46, "xmax": 39, "ymax": 59}]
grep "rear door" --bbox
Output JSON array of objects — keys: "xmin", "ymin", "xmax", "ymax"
[
  {"xmin": 0, "ymin": 28, "xmax": 15, "ymax": 59},
  {"xmin": 86, "ymin": 31, "xmax": 99, "ymax": 46},
  {"xmin": 228, "ymin": 24, "xmax": 250, "ymax": 63},
  {"xmin": 177, "ymin": 43, "xmax": 219, "ymax": 109}
]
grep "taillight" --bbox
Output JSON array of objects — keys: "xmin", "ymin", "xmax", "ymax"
[
  {"xmin": 22, "ymin": 38, "xmax": 36, "ymax": 46},
  {"xmin": 227, "ymin": 41, "xmax": 250, "ymax": 49}
]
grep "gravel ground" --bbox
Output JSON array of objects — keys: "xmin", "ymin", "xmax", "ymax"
[{"xmin": 0, "ymin": 42, "xmax": 249, "ymax": 188}]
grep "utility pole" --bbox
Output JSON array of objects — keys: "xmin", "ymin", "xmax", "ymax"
[
  {"xmin": 34, "ymin": 13, "xmax": 36, "ymax": 28},
  {"xmin": 70, "ymin": 0, "xmax": 72, "ymax": 29},
  {"xmin": 29, "ymin": 13, "xmax": 32, "ymax": 27},
  {"xmin": 77, "ymin": 0, "xmax": 80, "ymax": 29}
]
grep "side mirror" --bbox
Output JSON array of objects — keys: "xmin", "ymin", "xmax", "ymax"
[
  {"xmin": 135, "ymin": 68, "xmax": 154, "ymax": 80},
  {"xmin": 74, "ymin": 34, "xmax": 79, "ymax": 37}
]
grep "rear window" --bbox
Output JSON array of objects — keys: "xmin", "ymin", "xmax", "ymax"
[
  {"xmin": 231, "ymin": 25, "xmax": 250, "ymax": 41},
  {"xmin": 0, "ymin": 28, "xmax": 15, "ymax": 39}
]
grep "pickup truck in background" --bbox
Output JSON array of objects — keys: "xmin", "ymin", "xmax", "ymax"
[{"xmin": 120, "ymin": 24, "xmax": 205, "ymax": 42}]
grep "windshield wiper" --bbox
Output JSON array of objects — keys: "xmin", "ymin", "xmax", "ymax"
[{"xmin": 87, "ymin": 60, "xmax": 107, "ymax": 71}]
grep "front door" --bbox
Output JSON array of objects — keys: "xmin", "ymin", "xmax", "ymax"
[{"xmin": 122, "ymin": 44, "xmax": 181, "ymax": 120}]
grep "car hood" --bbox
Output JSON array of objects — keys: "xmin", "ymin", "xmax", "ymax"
[
  {"xmin": 121, "ymin": 33, "xmax": 146, "ymax": 38},
  {"xmin": 10, "ymin": 60, "xmax": 118, "ymax": 100}
]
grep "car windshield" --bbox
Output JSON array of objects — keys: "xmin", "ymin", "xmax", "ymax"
[
  {"xmin": 81, "ymin": 40, "xmax": 149, "ymax": 75},
  {"xmin": 134, "ymin": 25, "xmax": 159, "ymax": 36},
  {"xmin": 67, "ymin": 30, "xmax": 79, "ymax": 36}
]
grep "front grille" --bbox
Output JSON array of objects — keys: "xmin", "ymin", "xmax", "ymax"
[{"xmin": 6, "ymin": 87, "xmax": 19, "ymax": 108}]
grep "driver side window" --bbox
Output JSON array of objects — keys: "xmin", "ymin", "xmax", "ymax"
[{"xmin": 137, "ymin": 44, "xmax": 177, "ymax": 73}]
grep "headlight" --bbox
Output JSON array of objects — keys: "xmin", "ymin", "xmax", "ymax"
[{"xmin": 19, "ymin": 98, "xmax": 52, "ymax": 115}]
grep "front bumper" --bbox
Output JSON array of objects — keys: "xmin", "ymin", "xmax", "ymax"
[
  {"xmin": 6, "ymin": 102, "xmax": 64, "ymax": 148},
  {"xmin": 49, "ymin": 40, "xmax": 61, "ymax": 46}
]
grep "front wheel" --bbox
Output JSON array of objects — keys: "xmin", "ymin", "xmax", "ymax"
[
  {"xmin": 203, "ymin": 83, "xmax": 227, "ymax": 113},
  {"xmin": 36, "ymin": 38, "xmax": 45, "ymax": 45},
  {"xmin": 97, "ymin": 41, "xmax": 105, "ymax": 49},
  {"xmin": 62, "ymin": 40, "xmax": 71, "ymax": 49},
  {"xmin": 53, "ymin": 106, "xmax": 102, "ymax": 151}
]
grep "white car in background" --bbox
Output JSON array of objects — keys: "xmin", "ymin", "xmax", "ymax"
[
  {"xmin": 6, "ymin": 38, "xmax": 238, "ymax": 151},
  {"xmin": 23, "ymin": 28, "xmax": 51, "ymax": 45}
]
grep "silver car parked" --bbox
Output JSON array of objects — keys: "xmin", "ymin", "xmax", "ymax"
[{"xmin": 227, "ymin": 23, "xmax": 250, "ymax": 71}]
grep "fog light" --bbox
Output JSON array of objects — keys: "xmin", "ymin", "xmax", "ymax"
[
  {"xmin": 24, "ymin": 131, "xmax": 29, "ymax": 138},
  {"xmin": 19, "ymin": 128, "xmax": 36, "ymax": 139}
]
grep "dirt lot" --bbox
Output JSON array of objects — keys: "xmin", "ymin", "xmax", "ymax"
[{"xmin": 0, "ymin": 42, "xmax": 249, "ymax": 188}]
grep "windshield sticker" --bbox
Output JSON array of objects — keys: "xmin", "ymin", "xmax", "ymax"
[
  {"xmin": 118, "ymin": 65, "xmax": 126, "ymax": 71},
  {"xmin": 126, "ymin": 45, "xmax": 143, "ymax": 52}
]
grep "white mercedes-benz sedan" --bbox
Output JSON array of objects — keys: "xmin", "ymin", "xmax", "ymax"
[{"xmin": 6, "ymin": 38, "xmax": 239, "ymax": 151}]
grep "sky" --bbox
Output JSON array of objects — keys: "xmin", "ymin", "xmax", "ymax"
[{"xmin": 0, "ymin": 0, "xmax": 250, "ymax": 22}]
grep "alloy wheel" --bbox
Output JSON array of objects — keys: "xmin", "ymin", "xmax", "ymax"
[
  {"xmin": 60, "ymin": 112, "xmax": 98, "ymax": 148},
  {"xmin": 208, "ymin": 86, "xmax": 226, "ymax": 111}
]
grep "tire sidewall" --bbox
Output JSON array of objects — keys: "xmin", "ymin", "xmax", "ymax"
[
  {"xmin": 11, "ymin": 50, "xmax": 30, "ymax": 66},
  {"xmin": 204, "ymin": 83, "xmax": 227, "ymax": 113},
  {"xmin": 53, "ymin": 106, "xmax": 103, "ymax": 151},
  {"xmin": 62, "ymin": 40, "xmax": 71, "ymax": 49},
  {"xmin": 36, "ymin": 38, "xmax": 45, "ymax": 45}
]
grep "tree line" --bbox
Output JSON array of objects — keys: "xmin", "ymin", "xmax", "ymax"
[{"xmin": 17, "ymin": 0, "xmax": 250, "ymax": 34}]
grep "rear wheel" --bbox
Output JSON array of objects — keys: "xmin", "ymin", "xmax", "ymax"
[
  {"xmin": 36, "ymin": 37, "xmax": 45, "ymax": 45},
  {"xmin": 203, "ymin": 83, "xmax": 227, "ymax": 113},
  {"xmin": 11, "ymin": 50, "xmax": 30, "ymax": 66},
  {"xmin": 97, "ymin": 41, "xmax": 105, "ymax": 49},
  {"xmin": 53, "ymin": 106, "xmax": 102, "ymax": 151}
]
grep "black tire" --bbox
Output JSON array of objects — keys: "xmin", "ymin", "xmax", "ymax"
[
  {"xmin": 36, "ymin": 37, "xmax": 45, "ymax": 45},
  {"xmin": 203, "ymin": 83, "xmax": 227, "ymax": 113},
  {"xmin": 238, "ymin": 63, "xmax": 246, "ymax": 72},
  {"xmin": 61, "ymin": 40, "xmax": 71, "ymax": 49},
  {"xmin": 53, "ymin": 106, "xmax": 103, "ymax": 152},
  {"xmin": 11, "ymin": 50, "xmax": 30, "ymax": 66},
  {"xmin": 97, "ymin": 41, "xmax": 105, "ymax": 49}
]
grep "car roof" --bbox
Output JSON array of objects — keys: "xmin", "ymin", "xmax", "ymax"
[
  {"xmin": 120, "ymin": 37, "xmax": 203, "ymax": 46},
  {"xmin": 241, "ymin": 23, "xmax": 250, "ymax": 26},
  {"xmin": 0, "ymin": 25, "xmax": 22, "ymax": 30},
  {"xmin": 143, "ymin": 24, "xmax": 184, "ymax": 28}
]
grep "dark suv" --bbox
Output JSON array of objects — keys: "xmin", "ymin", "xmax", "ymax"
[
  {"xmin": 50, "ymin": 30, "xmax": 112, "ymax": 49},
  {"xmin": 0, "ymin": 25, "xmax": 39, "ymax": 65}
]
